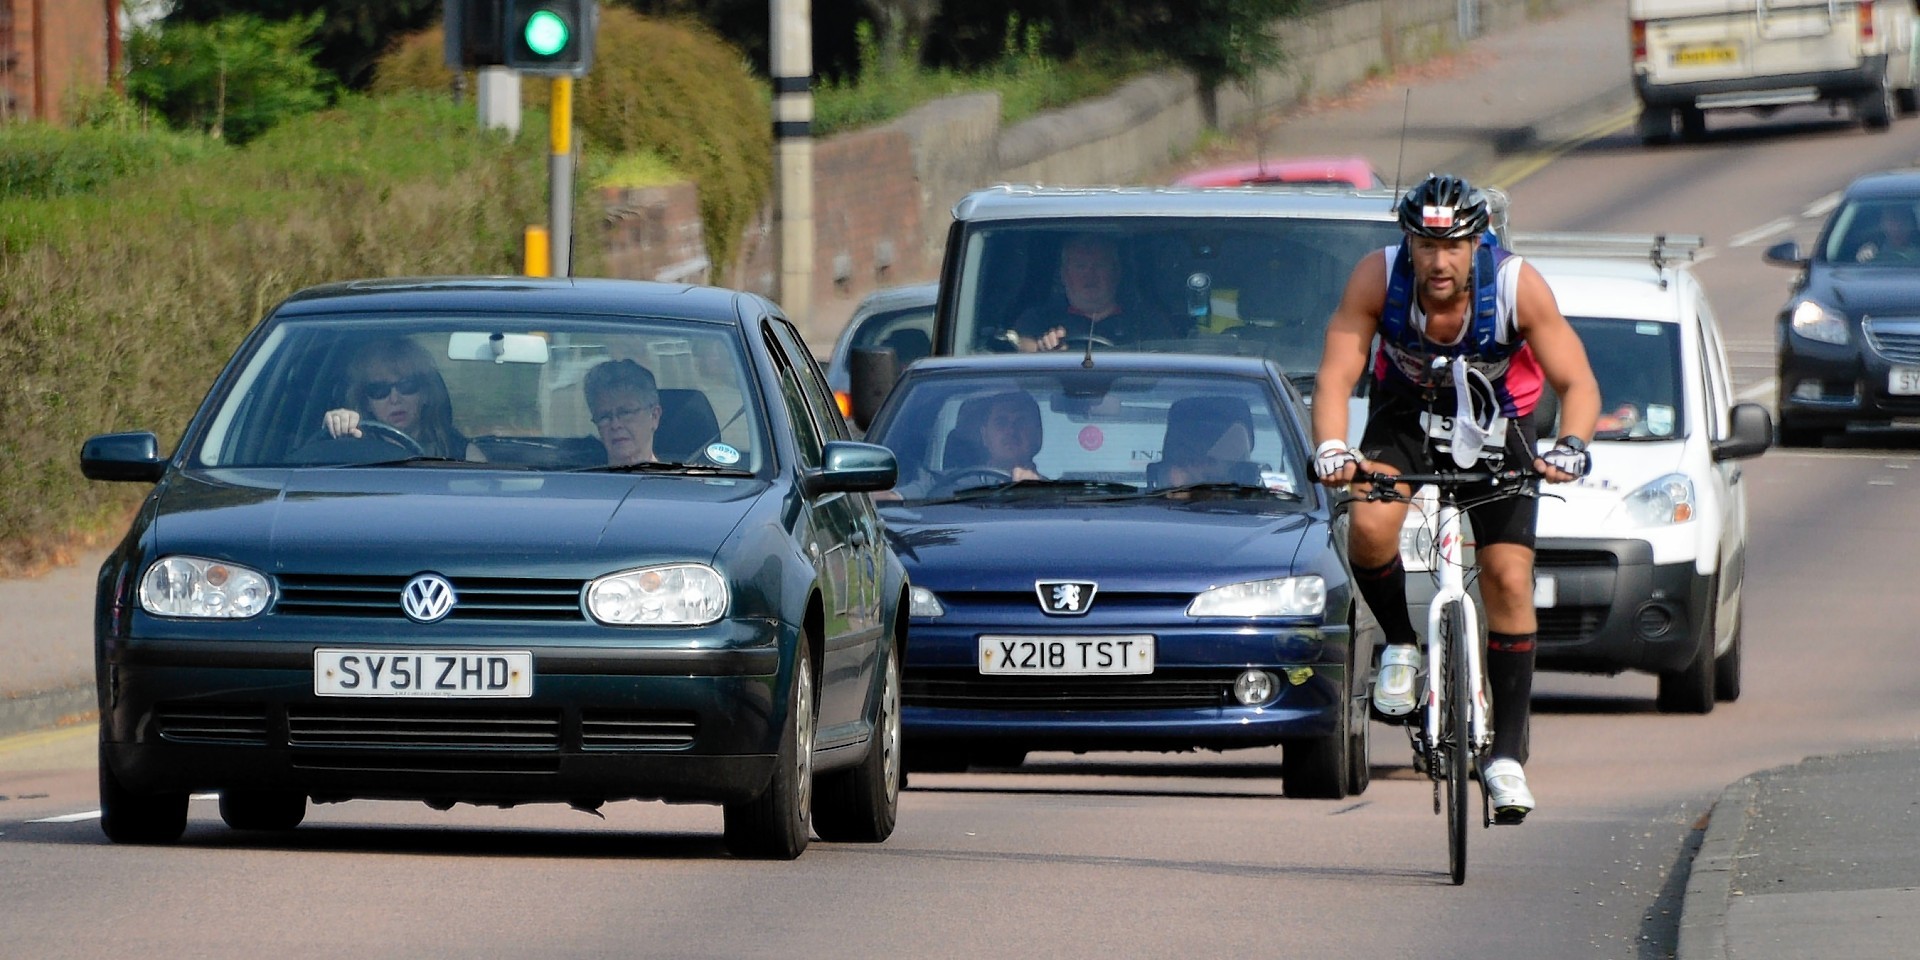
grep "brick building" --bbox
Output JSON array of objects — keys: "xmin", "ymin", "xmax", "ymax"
[{"xmin": 1, "ymin": 0, "xmax": 112, "ymax": 123}]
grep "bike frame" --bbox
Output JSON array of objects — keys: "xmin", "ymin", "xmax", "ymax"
[{"xmin": 1419, "ymin": 493, "xmax": 1493, "ymax": 765}]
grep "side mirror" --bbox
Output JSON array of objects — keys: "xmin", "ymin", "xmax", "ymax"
[
  {"xmin": 1762, "ymin": 240, "xmax": 1806, "ymax": 267},
  {"xmin": 803, "ymin": 440, "xmax": 898, "ymax": 496},
  {"xmin": 1713, "ymin": 403, "xmax": 1773, "ymax": 461},
  {"xmin": 846, "ymin": 346, "xmax": 900, "ymax": 432},
  {"xmin": 81, "ymin": 431, "xmax": 166, "ymax": 482}
]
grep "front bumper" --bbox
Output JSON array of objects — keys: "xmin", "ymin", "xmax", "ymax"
[
  {"xmin": 901, "ymin": 619, "xmax": 1351, "ymax": 751},
  {"xmin": 1778, "ymin": 330, "xmax": 1920, "ymax": 429},
  {"xmin": 1532, "ymin": 538, "xmax": 1708, "ymax": 676},
  {"xmin": 1636, "ymin": 56, "xmax": 1887, "ymax": 110},
  {"xmin": 99, "ymin": 631, "xmax": 787, "ymax": 807}
]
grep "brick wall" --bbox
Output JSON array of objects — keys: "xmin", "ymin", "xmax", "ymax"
[{"xmin": 0, "ymin": 0, "xmax": 109, "ymax": 123}]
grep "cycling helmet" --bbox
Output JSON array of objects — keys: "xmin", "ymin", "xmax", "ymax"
[{"xmin": 1397, "ymin": 174, "xmax": 1491, "ymax": 239}]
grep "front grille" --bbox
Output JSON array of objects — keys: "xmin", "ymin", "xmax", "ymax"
[
  {"xmin": 285, "ymin": 706, "xmax": 562, "ymax": 750},
  {"xmin": 154, "ymin": 703, "xmax": 269, "ymax": 745},
  {"xmin": 581, "ymin": 712, "xmax": 698, "ymax": 749},
  {"xmin": 1534, "ymin": 549, "xmax": 1617, "ymax": 569},
  {"xmin": 936, "ymin": 591, "xmax": 1196, "ymax": 617},
  {"xmin": 1538, "ymin": 606, "xmax": 1607, "ymax": 645},
  {"xmin": 276, "ymin": 574, "xmax": 586, "ymax": 621},
  {"xmin": 1865, "ymin": 318, "xmax": 1920, "ymax": 364},
  {"xmin": 290, "ymin": 752, "xmax": 560, "ymax": 775},
  {"xmin": 905, "ymin": 676, "xmax": 1234, "ymax": 711}
]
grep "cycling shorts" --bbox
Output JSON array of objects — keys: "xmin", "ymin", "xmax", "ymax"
[{"xmin": 1358, "ymin": 392, "xmax": 1541, "ymax": 550}]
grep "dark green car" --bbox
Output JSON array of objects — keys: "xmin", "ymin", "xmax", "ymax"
[{"xmin": 81, "ymin": 277, "xmax": 907, "ymax": 859}]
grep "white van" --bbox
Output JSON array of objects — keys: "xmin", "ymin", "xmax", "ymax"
[
  {"xmin": 1630, "ymin": 0, "xmax": 1919, "ymax": 142},
  {"xmin": 1397, "ymin": 234, "xmax": 1773, "ymax": 714}
]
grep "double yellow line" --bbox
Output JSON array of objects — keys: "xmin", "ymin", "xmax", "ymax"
[{"xmin": 1481, "ymin": 107, "xmax": 1639, "ymax": 192}]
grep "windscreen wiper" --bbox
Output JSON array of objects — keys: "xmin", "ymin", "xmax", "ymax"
[
  {"xmin": 573, "ymin": 459, "xmax": 755, "ymax": 477},
  {"xmin": 918, "ymin": 478, "xmax": 1135, "ymax": 505},
  {"xmin": 1109, "ymin": 481, "xmax": 1301, "ymax": 501}
]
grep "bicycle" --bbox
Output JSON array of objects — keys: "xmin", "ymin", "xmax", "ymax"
[{"xmin": 1352, "ymin": 463, "xmax": 1539, "ymax": 885}]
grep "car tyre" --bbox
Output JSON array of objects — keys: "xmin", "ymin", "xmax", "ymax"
[
  {"xmin": 1637, "ymin": 105, "xmax": 1674, "ymax": 146},
  {"xmin": 1897, "ymin": 85, "xmax": 1920, "ymax": 116},
  {"xmin": 1656, "ymin": 587, "xmax": 1717, "ymax": 714},
  {"xmin": 98, "ymin": 742, "xmax": 188, "ymax": 844},
  {"xmin": 1345, "ymin": 602, "xmax": 1378, "ymax": 796},
  {"xmin": 724, "ymin": 647, "xmax": 814, "ymax": 860},
  {"xmin": 219, "ymin": 790, "xmax": 307, "ymax": 832},
  {"xmin": 904, "ymin": 743, "xmax": 971, "ymax": 773},
  {"xmin": 1282, "ymin": 677, "xmax": 1352, "ymax": 800},
  {"xmin": 1677, "ymin": 106, "xmax": 1708, "ymax": 142},
  {"xmin": 813, "ymin": 641, "xmax": 901, "ymax": 843},
  {"xmin": 1775, "ymin": 414, "xmax": 1823, "ymax": 448},
  {"xmin": 1714, "ymin": 609, "xmax": 1743, "ymax": 703}
]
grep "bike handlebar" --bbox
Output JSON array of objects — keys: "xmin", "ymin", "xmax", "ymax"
[{"xmin": 1348, "ymin": 466, "xmax": 1541, "ymax": 504}]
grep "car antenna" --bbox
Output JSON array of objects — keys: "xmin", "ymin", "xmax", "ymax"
[{"xmin": 1388, "ymin": 88, "xmax": 1411, "ymax": 210}]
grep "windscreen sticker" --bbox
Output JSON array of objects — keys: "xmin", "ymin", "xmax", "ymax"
[
  {"xmin": 1078, "ymin": 425, "xmax": 1105, "ymax": 451},
  {"xmin": 1635, "ymin": 322, "xmax": 1661, "ymax": 335},
  {"xmin": 1646, "ymin": 405, "xmax": 1676, "ymax": 436},
  {"xmin": 705, "ymin": 443, "xmax": 742, "ymax": 465}
]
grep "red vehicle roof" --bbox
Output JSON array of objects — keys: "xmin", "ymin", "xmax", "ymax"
[{"xmin": 1173, "ymin": 156, "xmax": 1384, "ymax": 189}]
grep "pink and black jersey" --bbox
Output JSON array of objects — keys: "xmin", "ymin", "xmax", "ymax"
[{"xmin": 1371, "ymin": 239, "xmax": 1544, "ymax": 417}]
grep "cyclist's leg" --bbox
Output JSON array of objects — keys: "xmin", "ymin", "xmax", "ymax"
[
  {"xmin": 1467, "ymin": 491, "xmax": 1540, "ymax": 821},
  {"xmin": 1352, "ymin": 406, "xmax": 1425, "ymax": 715}
]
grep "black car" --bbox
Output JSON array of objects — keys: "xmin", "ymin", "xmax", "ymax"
[
  {"xmin": 1767, "ymin": 170, "xmax": 1920, "ymax": 446},
  {"xmin": 81, "ymin": 277, "xmax": 907, "ymax": 859}
]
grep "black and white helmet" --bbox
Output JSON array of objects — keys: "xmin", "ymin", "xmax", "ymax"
[{"xmin": 1397, "ymin": 174, "xmax": 1490, "ymax": 240}]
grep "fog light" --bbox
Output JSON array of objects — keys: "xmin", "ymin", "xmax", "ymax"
[
  {"xmin": 1234, "ymin": 670, "xmax": 1277, "ymax": 705},
  {"xmin": 1792, "ymin": 380, "xmax": 1824, "ymax": 400},
  {"xmin": 1635, "ymin": 602, "xmax": 1676, "ymax": 639}
]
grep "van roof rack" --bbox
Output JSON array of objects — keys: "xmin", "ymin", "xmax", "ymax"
[{"xmin": 1506, "ymin": 232, "xmax": 1704, "ymax": 288}]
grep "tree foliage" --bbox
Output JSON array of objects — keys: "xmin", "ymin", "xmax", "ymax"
[
  {"xmin": 126, "ymin": 14, "xmax": 339, "ymax": 144},
  {"xmin": 164, "ymin": 0, "xmax": 441, "ymax": 89}
]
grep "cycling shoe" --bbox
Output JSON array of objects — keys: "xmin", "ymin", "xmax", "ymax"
[
  {"xmin": 1372, "ymin": 644, "xmax": 1422, "ymax": 717},
  {"xmin": 1484, "ymin": 757, "xmax": 1534, "ymax": 824}
]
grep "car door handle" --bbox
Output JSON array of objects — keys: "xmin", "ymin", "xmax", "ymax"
[{"xmin": 850, "ymin": 529, "xmax": 869, "ymax": 548}]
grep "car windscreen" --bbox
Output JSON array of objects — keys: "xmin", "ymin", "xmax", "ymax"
[
  {"xmin": 947, "ymin": 215, "xmax": 1400, "ymax": 377},
  {"xmin": 193, "ymin": 314, "xmax": 768, "ymax": 472},
  {"xmin": 1820, "ymin": 197, "xmax": 1920, "ymax": 266},
  {"xmin": 1568, "ymin": 316, "xmax": 1685, "ymax": 441},
  {"xmin": 866, "ymin": 369, "xmax": 1306, "ymax": 504}
]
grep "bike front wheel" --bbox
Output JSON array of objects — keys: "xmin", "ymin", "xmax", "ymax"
[{"xmin": 1442, "ymin": 600, "xmax": 1471, "ymax": 885}]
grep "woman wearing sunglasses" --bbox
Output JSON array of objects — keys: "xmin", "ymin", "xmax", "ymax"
[{"xmin": 322, "ymin": 337, "xmax": 484, "ymax": 460}]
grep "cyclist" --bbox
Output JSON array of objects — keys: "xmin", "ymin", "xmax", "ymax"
[{"xmin": 1308, "ymin": 174, "xmax": 1600, "ymax": 822}]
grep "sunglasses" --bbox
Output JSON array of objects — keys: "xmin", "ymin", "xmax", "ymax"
[
  {"xmin": 361, "ymin": 376, "xmax": 424, "ymax": 402},
  {"xmin": 591, "ymin": 404, "xmax": 656, "ymax": 428}
]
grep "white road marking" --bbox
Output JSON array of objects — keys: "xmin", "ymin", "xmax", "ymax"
[
  {"xmin": 1735, "ymin": 377, "xmax": 1778, "ymax": 401},
  {"xmin": 1729, "ymin": 218, "xmax": 1797, "ymax": 248},
  {"xmin": 1804, "ymin": 193, "xmax": 1842, "ymax": 219},
  {"xmin": 29, "ymin": 811, "xmax": 100, "ymax": 823}
]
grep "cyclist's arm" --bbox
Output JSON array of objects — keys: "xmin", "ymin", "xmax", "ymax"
[
  {"xmin": 1514, "ymin": 261, "xmax": 1601, "ymax": 448},
  {"xmin": 1312, "ymin": 250, "xmax": 1387, "ymax": 450}
]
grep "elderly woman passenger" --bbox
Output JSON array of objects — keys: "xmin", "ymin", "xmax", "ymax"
[{"xmin": 586, "ymin": 359, "xmax": 663, "ymax": 466}]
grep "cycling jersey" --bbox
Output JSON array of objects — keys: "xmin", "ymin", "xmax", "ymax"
[{"xmin": 1373, "ymin": 237, "xmax": 1545, "ymax": 418}]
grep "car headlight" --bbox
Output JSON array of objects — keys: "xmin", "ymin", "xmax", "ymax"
[
  {"xmin": 1187, "ymin": 576, "xmax": 1326, "ymax": 618},
  {"xmin": 139, "ymin": 556, "xmax": 272, "ymax": 619},
  {"xmin": 1790, "ymin": 300, "xmax": 1849, "ymax": 345},
  {"xmin": 909, "ymin": 585, "xmax": 945, "ymax": 618},
  {"xmin": 1623, "ymin": 473, "xmax": 1695, "ymax": 526},
  {"xmin": 586, "ymin": 563, "xmax": 727, "ymax": 626}
]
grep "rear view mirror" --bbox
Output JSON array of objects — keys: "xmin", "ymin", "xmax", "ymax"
[
  {"xmin": 1762, "ymin": 240, "xmax": 1806, "ymax": 267},
  {"xmin": 1714, "ymin": 403, "xmax": 1772, "ymax": 461},
  {"xmin": 847, "ymin": 346, "xmax": 900, "ymax": 431},
  {"xmin": 447, "ymin": 332, "xmax": 550, "ymax": 364},
  {"xmin": 81, "ymin": 431, "xmax": 166, "ymax": 483}
]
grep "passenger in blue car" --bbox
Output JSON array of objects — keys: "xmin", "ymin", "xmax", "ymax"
[
  {"xmin": 1153, "ymin": 396, "xmax": 1257, "ymax": 487},
  {"xmin": 322, "ymin": 337, "xmax": 484, "ymax": 461}
]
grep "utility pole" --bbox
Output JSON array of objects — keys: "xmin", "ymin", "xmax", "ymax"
[{"xmin": 771, "ymin": 0, "xmax": 814, "ymax": 335}]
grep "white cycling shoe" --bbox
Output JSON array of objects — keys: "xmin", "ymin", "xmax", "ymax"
[
  {"xmin": 1372, "ymin": 644, "xmax": 1422, "ymax": 717},
  {"xmin": 1483, "ymin": 758, "xmax": 1535, "ymax": 824}
]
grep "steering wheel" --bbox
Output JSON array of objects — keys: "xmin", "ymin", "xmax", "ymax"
[
  {"xmin": 313, "ymin": 420, "xmax": 424, "ymax": 456},
  {"xmin": 1054, "ymin": 333, "xmax": 1116, "ymax": 351},
  {"xmin": 934, "ymin": 466, "xmax": 1012, "ymax": 493}
]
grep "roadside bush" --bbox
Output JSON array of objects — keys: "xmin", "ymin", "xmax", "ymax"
[
  {"xmin": 0, "ymin": 123, "xmax": 218, "ymax": 199},
  {"xmin": 0, "ymin": 94, "xmax": 581, "ymax": 569},
  {"xmin": 373, "ymin": 7, "xmax": 770, "ymax": 282}
]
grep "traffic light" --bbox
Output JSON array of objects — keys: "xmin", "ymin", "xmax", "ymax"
[
  {"xmin": 444, "ymin": 0, "xmax": 507, "ymax": 69},
  {"xmin": 504, "ymin": 0, "xmax": 597, "ymax": 76}
]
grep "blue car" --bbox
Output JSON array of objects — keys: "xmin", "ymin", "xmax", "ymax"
[
  {"xmin": 80, "ymin": 277, "xmax": 907, "ymax": 859},
  {"xmin": 862, "ymin": 353, "xmax": 1377, "ymax": 799}
]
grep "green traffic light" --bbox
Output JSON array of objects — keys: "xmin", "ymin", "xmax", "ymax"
[{"xmin": 524, "ymin": 9, "xmax": 570, "ymax": 57}]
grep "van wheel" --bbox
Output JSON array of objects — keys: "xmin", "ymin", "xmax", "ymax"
[
  {"xmin": 1677, "ymin": 106, "xmax": 1707, "ymax": 142},
  {"xmin": 1636, "ymin": 106, "xmax": 1673, "ymax": 146},
  {"xmin": 1657, "ymin": 588, "xmax": 1717, "ymax": 714},
  {"xmin": 1859, "ymin": 76, "xmax": 1895, "ymax": 130},
  {"xmin": 1714, "ymin": 611, "xmax": 1743, "ymax": 702},
  {"xmin": 1896, "ymin": 86, "xmax": 1919, "ymax": 116}
]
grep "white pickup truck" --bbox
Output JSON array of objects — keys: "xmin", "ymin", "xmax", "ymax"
[{"xmin": 1631, "ymin": 0, "xmax": 1919, "ymax": 142}]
